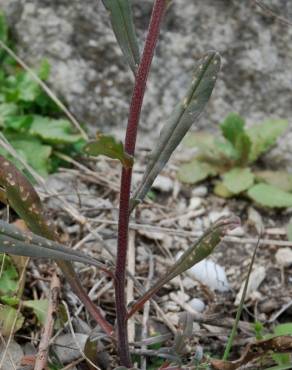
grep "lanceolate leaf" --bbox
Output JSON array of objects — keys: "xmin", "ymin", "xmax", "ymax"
[
  {"xmin": 83, "ymin": 133, "xmax": 133, "ymax": 168},
  {"xmin": 131, "ymin": 51, "xmax": 221, "ymax": 207},
  {"xmin": 0, "ymin": 155, "xmax": 114, "ymax": 327},
  {"xmin": 0, "ymin": 222, "xmax": 111, "ymax": 273},
  {"xmin": 127, "ymin": 216, "xmax": 240, "ymax": 317},
  {"xmin": 102, "ymin": 0, "xmax": 140, "ymax": 73},
  {"xmin": 0, "ymin": 154, "xmax": 58, "ymax": 239}
]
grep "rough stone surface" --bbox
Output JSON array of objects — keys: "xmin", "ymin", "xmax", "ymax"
[{"xmin": 1, "ymin": 0, "xmax": 292, "ymax": 164}]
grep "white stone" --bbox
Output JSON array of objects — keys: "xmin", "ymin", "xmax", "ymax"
[
  {"xmin": 275, "ymin": 248, "xmax": 292, "ymax": 267},
  {"xmin": 235, "ymin": 266, "xmax": 266, "ymax": 305},
  {"xmin": 192, "ymin": 186, "xmax": 208, "ymax": 197},
  {"xmin": 188, "ymin": 197, "xmax": 202, "ymax": 210},
  {"xmin": 176, "ymin": 252, "xmax": 230, "ymax": 292},
  {"xmin": 227, "ymin": 226, "xmax": 245, "ymax": 237},
  {"xmin": 209, "ymin": 209, "xmax": 230, "ymax": 223},
  {"xmin": 188, "ymin": 298, "xmax": 205, "ymax": 313},
  {"xmin": 152, "ymin": 175, "xmax": 173, "ymax": 192}
]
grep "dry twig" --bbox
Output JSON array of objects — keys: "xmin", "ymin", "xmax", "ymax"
[{"xmin": 34, "ymin": 273, "xmax": 61, "ymax": 370}]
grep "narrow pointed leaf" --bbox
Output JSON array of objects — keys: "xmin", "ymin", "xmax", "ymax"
[
  {"xmin": 131, "ymin": 51, "xmax": 221, "ymax": 207},
  {"xmin": 102, "ymin": 0, "xmax": 140, "ymax": 73},
  {"xmin": 127, "ymin": 216, "xmax": 240, "ymax": 317},
  {"xmin": 0, "ymin": 155, "xmax": 58, "ymax": 240},
  {"xmin": 83, "ymin": 133, "xmax": 133, "ymax": 168},
  {"xmin": 0, "ymin": 221, "xmax": 112, "ymax": 273}
]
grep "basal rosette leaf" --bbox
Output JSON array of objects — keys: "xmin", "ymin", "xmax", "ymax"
[
  {"xmin": 222, "ymin": 168, "xmax": 255, "ymax": 194},
  {"xmin": 247, "ymin": 183, "xmax": 292, "ymax": 208},
  {"xmin": 247, "ymin": 119, "xmax": 288, "ymax": 162},
  {"xmin": 220, "ymin": 113, "xmax": 245, "ymax": 146},
  {"xmin": 178, "ymin": 158, "xmax": 218, "ymax": 184}
]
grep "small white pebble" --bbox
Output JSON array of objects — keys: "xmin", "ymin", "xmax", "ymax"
[
  {"xmin": 188, "ymin": 197, "xmax": 202, "ymax": 210},
  {"xmin": 188, "ymin": 298, "xmax": 205, "ymax": 313}
]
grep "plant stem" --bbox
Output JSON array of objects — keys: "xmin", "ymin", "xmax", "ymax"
[{"xmin": 115, "ymin": 0, "xmax": 167, "ymax": 366}]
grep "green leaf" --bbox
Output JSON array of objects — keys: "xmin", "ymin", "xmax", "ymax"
[
  {"xmin": 182, "ymin": 131, "xmax": 215, "ymax": 150},
  {"xmin": 0, "ymin": 103, "xmax": 19, "ymax": 126},
  {"xmin": 14, "ymin": 72, "xmax": 41, "ymax": 102},
  {"xmin": 247, "ymin": 119, "xmax": 288, "ymax": 162},
  {"xmin": 234, "ymin": 132, "xmax": 252, "ymax": 166},
  {"xmin": 0, "ymin": 295, "xmax": 20, "ymax": 306},
  {"xmin": 0, "ymin": 10, "xmax": 8, "ymax": 43},
  {"xmin": 5, "ymin": 134, "xmax": 52, "ymax": 176},
  {"xmin": 177, "ymin": 158, "xmax": 218, "ymax": 184},
  {"xmin": 220, "ymin": 113, "xmax": 245, "ymax": 146},
  {"xmin": 0, "ymin": 304, "xmax": 24, "ymax": 336},
  {"xmin": 255, "ymin": 171, "xmax": 292, "ymax": 192},
  {"xmin": 84, "ymin": 133, "xmax": 133, "ymax": 168},
  {"xmin": 213, "ymin": 181, "xmax": 233, "ymax": 198},
  {"xmin": 29, "ymin": 116, "xmax": 82, "ymax": 144},
  {"xmin": 222, "ymin": 168, "xmax": 254, "ymax": 194},
  {"xmin": 24, "ymin": 299, "xmax": 48, "ymax": 325},
  {"xmin": 132, "ymin": 51, "xmax": 221, "ymax": 207},
  {"xmin": 4, "ymin": 115, "xmax": 33, "ymax": 131},
  {"xmin": 38, "ymin": 59, "xmax": 51, "ymax": 80},
  {"xmin": 265, "ymin": 365, "xmax": 292, "ymax": 370},
  {"xmin": 273, "ymin": 323, "xmax": 292, "ymax": 336},
  {"xmin": 102, "ymin": 0, "xmax": 140, "ymax": 73},
  {"xmin": 0, "ymin": 254, "xmax": 19, "ymax": 296},
  {"xmin": 247, "ymin": 183, "xmax": 292, "ymax": 208}
]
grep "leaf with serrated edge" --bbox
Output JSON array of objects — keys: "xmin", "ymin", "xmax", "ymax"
[
  {"xmin": 102, "ymin": 0, "xmax": 140, "ymax": 73},
  {"xmin": 132, "ymin": 51, "xmax": 221, "ymax": 208},
  {"xmin": 84, "ymin": 133, "xmax": 133, "ymax": 168}
]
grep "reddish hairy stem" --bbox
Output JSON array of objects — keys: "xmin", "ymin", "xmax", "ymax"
[{"xmin": 115, "ymin": 0, "xmax": 167, "ymax": 366}]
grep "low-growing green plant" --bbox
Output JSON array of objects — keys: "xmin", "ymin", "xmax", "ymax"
[
  {"xmin": 251, "ymin": 321, "xmax": 292, "ymax": 369},
  {"xmin": 178, "ymin": 113, "xmax": 292, "ymax": 208},
  {"xmin": 0, "ymin": 11, "xmax": 84, "ymax": 176}
]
